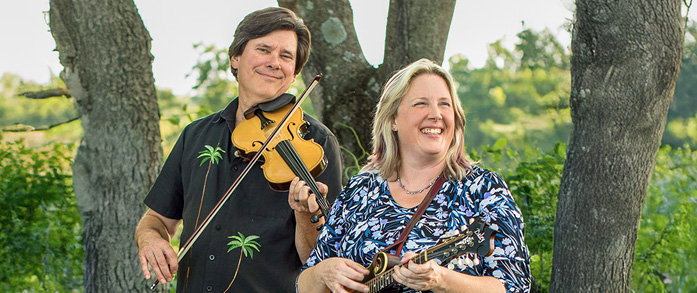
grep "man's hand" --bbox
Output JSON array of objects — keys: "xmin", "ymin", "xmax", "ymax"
[
  {"xmin": 138, "ymin": 233, "xmax": 178, "ymax": 284},
  {"xmin": 135, "ymin": 210, "xmax": 181, "ymax": 285},
  {"xmin": 288, "ymin": 177, "xmax": 326, "ymax": 215}
]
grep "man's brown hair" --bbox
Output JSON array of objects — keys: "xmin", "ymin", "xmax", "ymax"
[{"xmin": 228, "ymin": 7, "xmax": 311, "ymax": 78}]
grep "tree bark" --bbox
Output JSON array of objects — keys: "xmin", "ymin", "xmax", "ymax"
[
  {"xmin": 278, "ymin": 0, "xmax": 455, "ymax": 173},
  {"xmin": 49, "ymin": 0, "xmax": 163, "ymax": 292},
  {"xmin": 551, "ymin": 1, "xmax": 683, "ymax": 292}
]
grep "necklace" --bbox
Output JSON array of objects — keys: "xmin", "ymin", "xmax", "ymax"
[{"xmin": 397, "ymin": 174, "xmax": 440, "ymax": 195}]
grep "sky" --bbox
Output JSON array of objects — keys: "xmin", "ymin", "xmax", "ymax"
[{"xmin": 0, "ymin": 1, "xmax": 578, "ymax": 96}]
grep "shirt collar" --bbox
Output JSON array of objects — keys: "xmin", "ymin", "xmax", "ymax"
[{"xmin": 212, "ymin": 98, "xmax": 239, "ymax": 132}]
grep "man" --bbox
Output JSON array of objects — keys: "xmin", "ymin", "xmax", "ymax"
[{"xmin": 135, "ymin": 7, "xmax": 343, "ymax": 292}]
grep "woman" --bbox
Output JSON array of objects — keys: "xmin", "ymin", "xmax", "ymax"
[{"xmin": 292, "ymin": 59, "xmax": 530, "ymax": 293}]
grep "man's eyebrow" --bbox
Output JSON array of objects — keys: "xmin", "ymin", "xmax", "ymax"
[
  {"xmin": 255, "ymin": 43, "xmax": 294, "ymax": 57},
  {"xmin": 256, "ymin": 43, "xmax": 271, "ymax": 49},
  {"xmin": 281, "ymin": 48, "xmax": 295, "ymax": 57}
]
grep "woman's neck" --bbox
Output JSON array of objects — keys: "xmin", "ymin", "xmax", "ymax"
[{"xmin": 396, "ymin": 157, "xmax": 446, "ymax": 185}]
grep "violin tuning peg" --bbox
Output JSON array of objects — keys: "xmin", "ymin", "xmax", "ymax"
[
  {"xmin": 457, "ymin": 257, "xmax": 464, "ymax": 267},
  {"xmin": 469, "ymin": 218, "xmax": 475, "ymax": 224},
  {"xmin": 473, "ymin": 255, "xmax": 481, "ymax": 266},
  {"xmin": 310, "ymin": 214, "xmax": 323, "ymax": 223},
  {"xmin": 445, "ymin": 231, "xmax": 451, "ymax": 238},
  {"xmin": 447, "ymin": 262, "xmax": 455, "ymax": 270},
  {"xmin": 453, "ymin": 229, "xmax": 460, "ymax": 235},
  {"xmin": 461, "ymin": 224, "xmax": 467, "ymax": 231}
]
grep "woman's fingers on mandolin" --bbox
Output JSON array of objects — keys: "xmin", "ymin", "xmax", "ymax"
[{"xmin": 400, "ymin": 251, "xmax": 418, "ymax": 264}]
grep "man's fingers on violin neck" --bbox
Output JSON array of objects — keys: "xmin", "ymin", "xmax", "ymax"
[
  {"xmin": 307, "ymin": 197, "xmax": 319, "ymax": 213},
  {"xmin": 318, "ymin": 182, "xmax": 328, "ymax": 193}
]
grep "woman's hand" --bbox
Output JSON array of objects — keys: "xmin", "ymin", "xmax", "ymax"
[
  {"xmin": 299, "ymin": 257, "xmax": 370, "ymax": 293},
  {"xmin": 392, "ymin": 251, "xmax": 447, "ymax": 292}
]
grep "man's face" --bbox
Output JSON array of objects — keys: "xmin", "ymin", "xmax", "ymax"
[{"xmin": 230, "ymin": 30, "xmax": 298, "ymax": 108}]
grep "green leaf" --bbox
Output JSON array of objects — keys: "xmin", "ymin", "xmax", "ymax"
[{"xmin": 492, "ymin": 138, "xmax": 507, "ymax": 151}]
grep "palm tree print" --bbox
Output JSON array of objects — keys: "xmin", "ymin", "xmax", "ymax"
[
  {"xmin": 194, "ymin": 144, "xmax": 225, "ymax": 228},
  {"xmin": 183, "ymin": 144, "xmax": 225, "ymax": 291},
  {"xmin": 223, "ymin": 232, "xmax": 261, "ymax": 292}
]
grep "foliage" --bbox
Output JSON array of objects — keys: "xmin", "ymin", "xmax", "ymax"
[
  {"xmin": 189, "ymin": 43, "xmax": 239, "ymax": 114},
  {"xmin": 0, "ymin": 73, "xmax": 82, "ymax": 146},
  {"xmin": 470, "ymin": 139, "xmax": 565, "ymax": 293},
  {"xmin": 632, "ymin": 146, "xmax": 697, "ymax": 292},
  {"xmin": 451, "ymin": 28, "xmax": 572, "ymax": 153},
  {"xmin": 332, "ymin": 122, "xmax": 371, "ymax": 182},
  {"xmin": 0, "ymin": 136, "xmax": 82, "ymax": 291},
  {"xmin": 664, "ymin": 22, "xmax": 697, "ymax": 147},
  {"xmin": 0, "ymin": 73, "xmax": 77, "ymax": 129}
]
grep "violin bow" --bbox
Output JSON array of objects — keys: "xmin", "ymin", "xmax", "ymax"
[{"xmin": 150, "ymin": 74, "xmax": 322, "ymax": 290}]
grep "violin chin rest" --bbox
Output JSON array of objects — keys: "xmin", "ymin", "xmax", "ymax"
[{"xmin": 259, "ymin": 93, "xmax": 296, "ymax": 112}]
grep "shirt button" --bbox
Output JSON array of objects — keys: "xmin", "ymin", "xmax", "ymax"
[
  {"xmin": 206, "ymin": 285, "xmax": 212, "ymax": 291},
  {"xmin": 215, "ymin": 225, "xmax": 222, "ymax": 230},
  {"xmin": 209, "ymin": 254, "xmax": 215, "ymax": 261},
  {"xmin": 232, "ymin": 166, "xmax": 238, "ymax": 172}
]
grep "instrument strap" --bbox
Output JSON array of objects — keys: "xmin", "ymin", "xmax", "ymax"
[{"xmin": 382, "ymin": 175, "xmax": 445, "ymax": 256}]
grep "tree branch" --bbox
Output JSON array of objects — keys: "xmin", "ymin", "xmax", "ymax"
[
  {"xmin": 2, "ymin": 116, "xmax": 81, "ymax": 132},
  {"xmin": 18, "ymin": 88, "xmax": 71, "ymax": 99}
]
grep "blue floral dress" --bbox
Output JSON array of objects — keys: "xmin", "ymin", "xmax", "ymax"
[{"xmin": 303, "ymin": 166, "xmax": 531, "ymax": 293}]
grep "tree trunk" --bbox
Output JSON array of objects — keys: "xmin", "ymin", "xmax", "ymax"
[
  {"xmin": 278, "ymin": 0, "xmax": 455, "ymax": 173},
  {"xmin": 551, "ymin": 1, "xmax": 683, "ymax": 292},
  {"xmin": 49, "ymin": 0, "xmax": 163, "ymax": 292}
]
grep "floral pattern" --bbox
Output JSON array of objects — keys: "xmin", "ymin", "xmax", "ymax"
[{"xmin": 304, "ymin": 166, "xmax": 531, "ymax": 293}]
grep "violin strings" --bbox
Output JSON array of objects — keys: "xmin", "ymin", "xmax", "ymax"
[
  {"xmin": 276, "ymin": 140, "xmax": 331, "ymax": 215},
  {"xmin": 274, "ymin": 124, "xmax": 325, "ymax": 205}
]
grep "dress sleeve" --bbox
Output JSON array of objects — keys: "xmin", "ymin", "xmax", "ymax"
[
  {"xmin": 471, "ymin": 171, "xmax": 531, "ymax": 293},
  {"xmin": 302, "ymin": 174, "xmax": 366, "ymax": 270}
]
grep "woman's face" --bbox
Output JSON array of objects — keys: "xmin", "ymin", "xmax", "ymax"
[{"xmin": 391, "ymin": 73, "xmax": 455, "ymax": 161}]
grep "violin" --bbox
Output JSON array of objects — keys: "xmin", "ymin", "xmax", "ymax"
[{"xmin": 231, "ymin": 94, "xmax": 333, "ymax": 222}]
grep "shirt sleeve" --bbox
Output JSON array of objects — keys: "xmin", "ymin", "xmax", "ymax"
[
  {"xmin": 143, "ymin": 125, "xmax": 188, "ymax": 219},
  {"xmin": 468, "ymin": 171, "xmax": 531, "ymax": 293}
]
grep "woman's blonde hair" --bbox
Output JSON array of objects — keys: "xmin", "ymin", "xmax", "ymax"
[{"xmin": 361, "ymin": 58, "xmax": 473, "ymax": 180}]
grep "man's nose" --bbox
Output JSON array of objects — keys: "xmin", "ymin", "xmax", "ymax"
[{"xmin": 267, "ymin": 54, "xmax": 281, "ymax": 69}]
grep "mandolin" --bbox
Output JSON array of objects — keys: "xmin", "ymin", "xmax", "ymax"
[{"xmin": 361, "ymin": 218, "xmax": 495, "ymax": 293}]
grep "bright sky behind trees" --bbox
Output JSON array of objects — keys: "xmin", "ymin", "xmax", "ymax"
[{"xmin": 3, "ymin": 0, "xmax": 584, "ymax": 95}]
